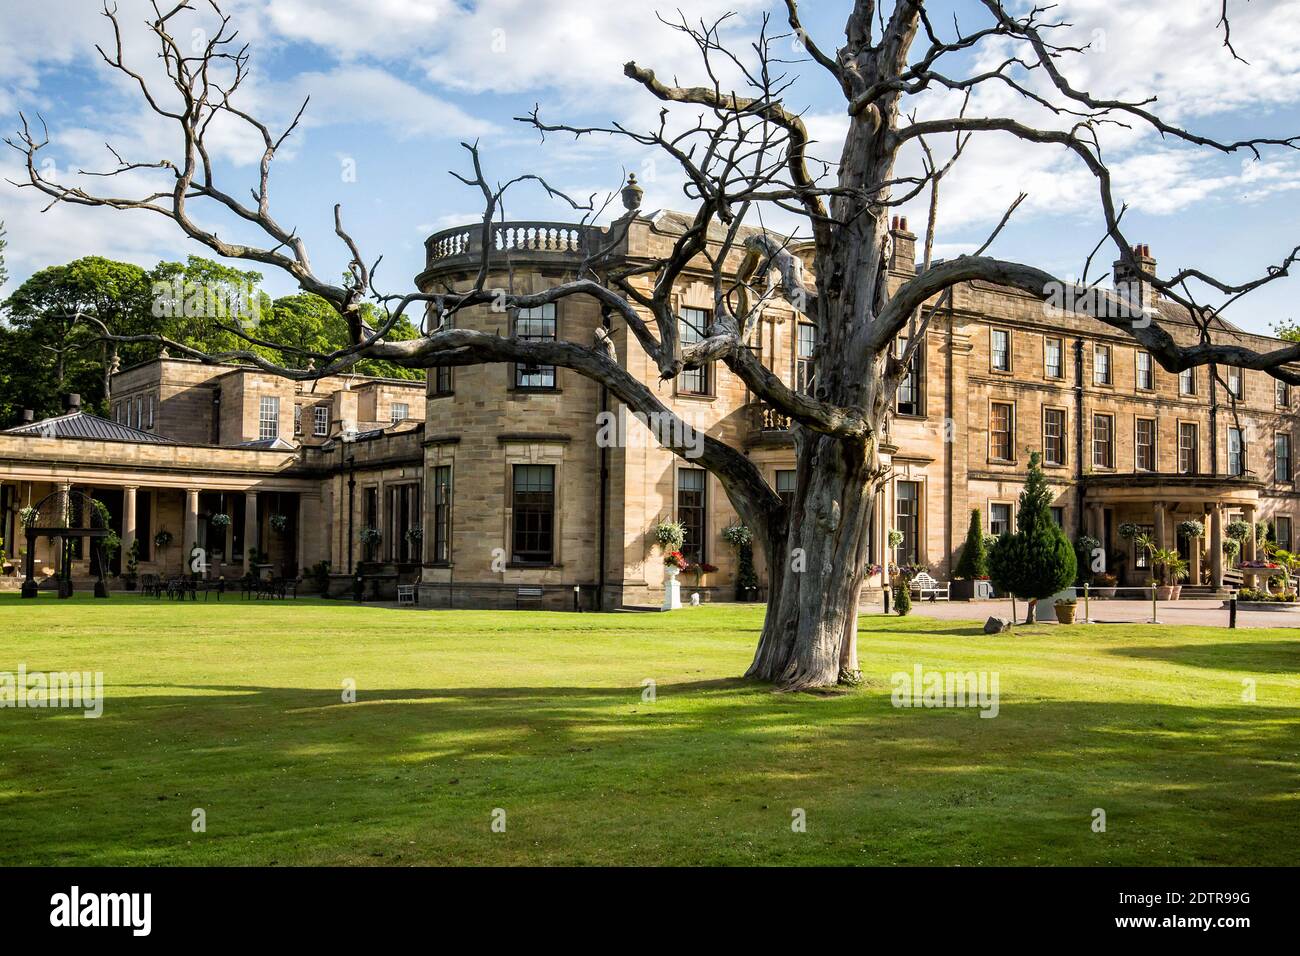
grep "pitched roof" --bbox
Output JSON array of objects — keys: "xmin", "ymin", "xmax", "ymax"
[
  {"xmin": 231, "ymin": 436, "xmax": 297, "ymax": 450},
  {"xmin": 4, "ymin": 411, "xmax": 176, "ymax": 444}
]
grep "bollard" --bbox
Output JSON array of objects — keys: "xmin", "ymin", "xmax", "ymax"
[
  {"xmin": 1229, "ymin": 593, "xmax": 1237, "ymax": 629},
  {"xmin": 573, "ymin": 584, "xmax": 581, "ymax": 613},
  {"xmin": 1083, "ymin": 582, "xmax": 1091, "ymax": 624},
  {"xmin": 883, "ymin": 586, "xmax": 891, "ymax": 615}
]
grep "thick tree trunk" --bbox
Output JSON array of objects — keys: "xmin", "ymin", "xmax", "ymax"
[{"xmin": 746, "ymin": 429, "xmax": 880, "ymax": 691}]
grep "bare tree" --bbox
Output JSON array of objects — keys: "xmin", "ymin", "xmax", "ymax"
[{"xmin": 8, "ymin": 0, "xmax": 1300, "ymax": 688}]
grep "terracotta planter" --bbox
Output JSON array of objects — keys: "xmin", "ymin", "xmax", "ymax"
[
  {"xmin": 1171, "ymin": 585, "xmax": 1182, "ymax": 600},
  {"xmin": 1155, "ymin": 585, "xmax": 1175, "ymax": 600},
  {"xmin": 1094, "ymin": 587, "xmax": 1116, "ymax": 598},
  {"xmin": 1054, "ymin": 602, "xmax": 1078, "ymax": 624}
]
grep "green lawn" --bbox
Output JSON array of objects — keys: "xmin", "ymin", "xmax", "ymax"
[{"xmin": 1, "ymin": 595, "xmax": 1297, "ymax": 865}]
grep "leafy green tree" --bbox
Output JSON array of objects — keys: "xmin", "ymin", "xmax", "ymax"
[
  {"xmin": 987, "ymin": 453, "xmax": 1077, "ymax": 624},
  {"xmin": 148, "ymin": 256, "xmax": 270, "ymax": 357},
  {"xmin": 1, "ymin": 256, "xmax": 152, "ymax": 418},
  {"xmin": 954, "ymin": 508, "xmax": 987, "ymax": 579},
  {"xmin": 261, "ymin": 293, "xmax": 422, "ymax": 379}
]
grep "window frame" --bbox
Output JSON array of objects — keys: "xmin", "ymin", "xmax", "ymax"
[
  {"xmin": 431, "ymin": 465, "xmax": 452, "ymax": 565},
  {"xmin": 313, "ymin": 405, "xmax": 330, "ymax": 438},
  {"xmin": 895, "ymin": 334, "xmax": 924, "ymax": 416},
  {"xmin": 676, "ymin": 467, "xmax": 708, "ymax": 564},
  {"xmin": 1042, "ymin": 406, "xmax": 1067, "ymax": 467},
  {"xmin": 1044, "ymin": 335, "xmax": 1064, "ymax": 380},
  {"xmin": 390, "ymin": 402, "xmax": 409, "ymax": 424},
  {"xmin": 989, "ymin": 401, "xmax": 1015, "ymax": 462},
  {"xmin": 795, "ymin": 322, "xmax": 817, "ymax": 396},
  {"xmin": 512, "ymin": 303, "xmax": 559, "ymax": 391},
  {"xmin": 895, "ymin": 480, "xmax": 922, "ymax": 564},
  {"xmin": 1179, "ymin": 367, "xmax": 1197, "ymax": 396},
  {"xmin": 510, "ymin": 464, "xmax": 556, "ymax": 566},
  {"xmin": 990, "ymin": 327, "xmax": 1012, "ymax": 373},
  {"xmin": 1177, "ymin": 421, "xmax": 1199, "ymax": 475},
  {"xmin": 1228, "ymin": 426, "xmax": 1245, "ymax": 476},
  {"xmin": 1278, "ymin": 432, "xmax": 1293, "ymax": 483},
  {"xmin": 988, "ymin": 501, "xmax": 1013, "ymax": 538},
  {"xmin": 1277, "ymin": 515, "xmax": 1293, "ymax": 552},
  {"xmin": 677, "ymin": 307, "xmax": 713, "ymax": 397},
  {"xmin": 1093, "ymin": 344, "xmax": 1112, "ymax": 386},
  {"xmin": 1136, "ymin": 351, "xmax": 1154, "ymax": 391},
  {"xmin": 258, "ymin": 395, "xmax": 280, "ymax": 441},
  {"xmin": 1135, "ymin": 416, "xmax": 1156, "ymax": 472},
  {"xmin": 1092, "ymin": 412, "xmax": 1115, "ymax": 469}
]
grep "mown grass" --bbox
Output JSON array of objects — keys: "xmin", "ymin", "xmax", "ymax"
[{"xmin": 0, "ymin": 595, "xmax": 1296, "ymax": 865}]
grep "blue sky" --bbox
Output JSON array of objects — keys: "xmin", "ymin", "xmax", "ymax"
[{"xmin": 3, "ymin": 0, "xmax": 1300, "ymax": 335}]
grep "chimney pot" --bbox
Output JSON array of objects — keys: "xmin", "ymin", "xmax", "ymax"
[
  {"xmin": 20, "ymin": 409, "xmax": 34, "ymax": 423},
  {"xmin": 900, "ymin": 216, "xmax": 909, "ymax": 232},
  {"xmin": 64, "ymin": 394, "xmax": 81, "ymax": 411}
]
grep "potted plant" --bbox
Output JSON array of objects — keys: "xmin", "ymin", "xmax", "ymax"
[
  {"xmin": 123, "ymin": 540, "xmax": 139, "ymax": 591},
  {"xmin": 951, "ymin": 509, "xmax": 988, "ymax": 601},
  {"xmin": 686, "ymin": 561, "xmax": 718, "ymax": 595},
  {"xmin": 209, "ymin": 512, "xmax": 232, "ymax": 530},
  {"xmin": 1177, "ymin": 519, "xmax": 1204, "ymax": 543},
  {"xmin": 1054, "ymin": 597, "xmax": 1078, "ymax": 624},
  {"xmin": 1091, "ymin": 571, "xmax": 1118, "ymax": 598},
  {"xmin": 19, "ymin": 505, "xmax": 39, "ymax": 528},
  {"xmin": 269, "ymin": 513, "xmax": 289, "ymax": 535},
  {"xmin": 1151, "ymin": 547, "xmax": 1181, "ymax": 600}
]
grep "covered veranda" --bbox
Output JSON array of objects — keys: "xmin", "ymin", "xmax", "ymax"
[{"xmin": 1081, "ymin": 474, "xmax": 1263, "ymax": 590}]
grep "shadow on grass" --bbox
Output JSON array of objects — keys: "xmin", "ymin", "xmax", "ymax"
[
  {"xmin": 1108, "ymin": 640, "xmax": 1300, "ymax": 674},
  {"xmin": 2, "ymin": 664, "xmax": 1298, "ymax": 865}
]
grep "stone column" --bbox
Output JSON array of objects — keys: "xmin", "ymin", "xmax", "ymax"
[
  {"xmin": 184, "ymin": 489, "xmax": 200, "ymax": 570},
  {"xmin": 1210, "ymin": 504, "xmax": 1223, "ymax": 589},
  {"xmin": 1244, "ymin": 504, "xmax": 1257, "ymax": 562},
  {"xmin": 1089, "ymin": 502, "xmax": 1104, "ymax": 540},
  {"xmin": 1189, "ymin": 510, "xmax": 1203, "ymax": 586},
  {"xmin": 298, "ymin": 494, "xmax": 311, "ymax": 571},
  {"xmin": 243, "ymin": 490, "xmax": 259, "ymax": 574},
  {"xmin": 122, "ymin": 485, "xmax": 138, "ymax": 558},
  {"xmin": 1153, "ymin": 501, "xmax": 1167, "ymax": 552}
]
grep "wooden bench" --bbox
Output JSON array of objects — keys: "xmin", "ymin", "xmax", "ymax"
[
  {"xmin": 397, "ymin": 584, "xmax": 417, "ymax": 607},
  {"xmin": 515, "ymin": 586, "xmax": 544, "ymax": 609},
  {"xmin": 910, "ymin": 571, "xmax": 950, "ymax": 602}
]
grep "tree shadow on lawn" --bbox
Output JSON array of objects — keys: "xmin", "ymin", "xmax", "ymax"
[
  {"xmin": 1108, "ymin": 641, "xmax": 1300, "ymax": 674},
  {"xmin": 2, "ymin": 674, "xmax": 1298, "ymax": 864}
]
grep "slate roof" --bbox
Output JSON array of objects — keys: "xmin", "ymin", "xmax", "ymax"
[{"xmin": 3, "ymin": 411, "xmax": 176, "ymax": 444}]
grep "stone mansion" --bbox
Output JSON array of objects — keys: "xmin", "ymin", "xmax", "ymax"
[{"xmin": 0, "ymin": 201, "xmax": 1294, "ymax": 606}]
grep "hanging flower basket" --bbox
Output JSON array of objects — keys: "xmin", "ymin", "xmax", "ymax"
[
  {"xmin": 359, "ymin": 527, "xmax": 382, "ymax": 546},
  {"xmin": 721, "ymin": 523, "xmax": 752, "ymax": 548},
  {"xmin": 652, "ymin": 520, "xmax": 686, "ymax": 552},
  {"xmin": 209, "ymin": 512, "xmax": 232, "ymax": 529},
  {"xmin": 269, "ymin": 513, "xmax": 289, "ymax": 534},
  {"xmin": 1177, "ymin": 519, "xmax": 1205, "ymax": 540},
  {"xmin": 154, "ymin": 529, "xmax": 173, "ymax": 549},
  {"xmin": 405, "ymin": 527, "xmax": 423, "ymax": 543},
  {"xmin": 19, "ymin": 506, "xmax": 38, "ymax": 528}
]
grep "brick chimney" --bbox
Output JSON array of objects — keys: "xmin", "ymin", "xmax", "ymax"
[
  {"xmin": 1113, "ymin": 243, "xmax": 1158, "ymax": 311},
  {"xmin": 888, "ymin": 215, "xmax": 916, "ymax": 274}
]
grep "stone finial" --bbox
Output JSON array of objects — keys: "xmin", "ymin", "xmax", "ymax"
[
  {"xmin": 621, "ymin": 173, "xmax": 644, "ymax": 214},
  {"xmin": 159, "ymin": 347, "xmax": 170, "ymax": 359}
]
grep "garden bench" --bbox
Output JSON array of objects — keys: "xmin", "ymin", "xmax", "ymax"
[
  {"xmin": 515, "ymin": 586, "xmax": 544, "ymax": 609},
  {"xmin": 910, "ymin": 571, "xmax": 950, "ymax": 602},
  {"xmin": 397, "ymin": 584, "xmax": 417, "ymax": 606}
]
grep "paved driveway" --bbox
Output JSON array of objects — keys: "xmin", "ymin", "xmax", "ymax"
[{"xmin": 878, "ymin": 597, "xmax": 1300, "ymax": 629}]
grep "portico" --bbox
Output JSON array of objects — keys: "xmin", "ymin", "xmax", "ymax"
[{"xmin": 1082, "ymin": 474, "xmax": 1262, "ymax": 589}]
